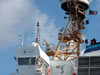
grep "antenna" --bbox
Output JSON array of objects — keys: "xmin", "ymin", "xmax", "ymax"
[
  {"xmin": 20, "ymin": 40, "xmax": 23, "ymax": 47},
  {"xmin": 36, "ymin": 22, "xmax": 40, "ymax": 43},
  {"xmin": 19, "ymin": 34, "xmax": 24, "ymax": 47}
]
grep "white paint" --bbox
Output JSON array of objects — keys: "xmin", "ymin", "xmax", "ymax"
[
  {"xmin": 79, "ymin": 0, "xmax": 92, "ymax": 4},
  {"xmin": 50, "ymin": 61, "xmax": 74, "ymax": 75},
  {"xmin": 84, "ymin": 50, "xmax": 100, "ymax": 56},
  {"xmin": 14, "ymin": 42, "xmax": 50, "ymax": 75},
  {"xmin": 60, "ymin": 0, "xmax": 92, "ymax": 5},
  {"xmin": 15, "ymin": 42, "xmax": 50, "ymax": 65}
]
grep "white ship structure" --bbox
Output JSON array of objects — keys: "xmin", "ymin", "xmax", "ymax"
[{"xmin": 11, "ymin": 0, "xmax": 100, "ymax": 75}]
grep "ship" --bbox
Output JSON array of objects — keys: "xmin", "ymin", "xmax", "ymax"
[{"xmin": 11, "ymin": 0, "xmax": 100, "ymax": 75}]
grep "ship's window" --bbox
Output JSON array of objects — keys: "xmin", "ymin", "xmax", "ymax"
[
  {"xmin": 18, "ymin": 58, "xmax": 29, "ymax": 65},
  {"xmin": 78, "ymin": 57, "xmax": 89, "ymax": 67},
  {"xmin": 31, "ymin": 57, "xmax": 36, "ymax": 65},
  {"xmin": 90, "ymin": 56, "xmax": 100, "ymax": 67}
]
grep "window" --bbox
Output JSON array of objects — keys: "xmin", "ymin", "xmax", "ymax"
[
  {"xmin": 78, "ymin": 57, "xmax": 89, "ymax": 67},
  {"xmin": 31, "ymin": 57, "xmax": 36, "ymax": 65},
  {"xmin": 18, "ymin": 58, "xmax": 29, "ymax": 65},
  {"xmin": 90, "ymin": 56, "xmax": 100, "ymax": 67}
]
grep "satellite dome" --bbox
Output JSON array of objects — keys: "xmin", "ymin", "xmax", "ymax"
[{"xmin": 59, "ymin": 0, "xmax": 92, "ymax": 11}]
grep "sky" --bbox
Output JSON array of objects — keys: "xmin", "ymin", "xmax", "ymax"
[{"xmin": 0, "ymin": 0, "xmax": 100, "ymax": 75}]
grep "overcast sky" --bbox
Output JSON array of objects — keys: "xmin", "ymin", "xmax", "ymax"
[{"xmin": 0, "ymin": 0, "xmax": 100, "ymax": 75}]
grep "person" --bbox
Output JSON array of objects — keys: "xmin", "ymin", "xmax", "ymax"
[{"xmin": 91, "ymin": 38, "xmax": 96, "ymax": 45}]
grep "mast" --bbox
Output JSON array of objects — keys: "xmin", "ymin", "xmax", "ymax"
[{"xmin": 36, "ymin": 22, "xmax": 40, "ymax": 44}]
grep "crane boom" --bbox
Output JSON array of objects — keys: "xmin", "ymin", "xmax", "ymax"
[{"xmin": 45, "ymin": 0, "xmax": 92, "ymax": 60}]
